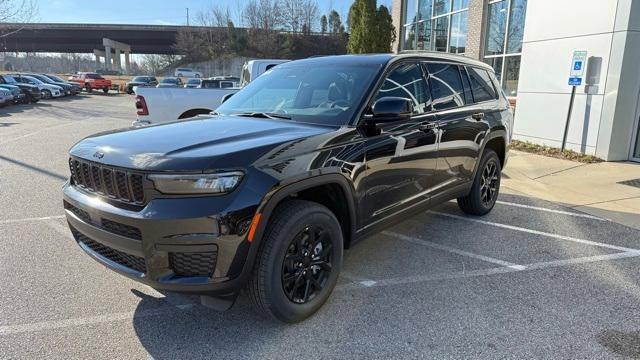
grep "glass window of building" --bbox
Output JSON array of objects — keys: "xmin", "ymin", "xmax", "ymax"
[
  {"xmin": 401, "ymin": 0, "xmax": 469, "ymax": 55},
  {"xmin": 483, "ymin": 0, "xmax": 527, "ymax": 96}
]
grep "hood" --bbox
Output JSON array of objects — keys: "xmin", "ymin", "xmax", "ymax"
[
  {"xmin": 52, "ymin": 81, "xmax": 71, "ymax": 89},
  {"xmin": 43, "ymin": 84, "xmax": 62, "ymax": 91},
  {"xmin": 69, "ymin": 115, "xmax": 334, "ymax": 172},
  {"xmin": 0, "ymin": 84, "xmax": 20, "ymax": 95},
  {"xmin": 157, "ymin": 84, "xmax": 178, "ymax": 88}
]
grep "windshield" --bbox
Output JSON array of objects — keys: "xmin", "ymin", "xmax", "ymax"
[
  {"xmin": 86, "ymin": 73, "xmax": 104, "ymax": 79},
  {"xmin": 187, "ymin": 79, "xmax": 200, "ymax": 84},
  {"xmin": 132, "ymin": 76, "xmax": 149, "ymax": 82},
  {"xmin": 3, "ymin": 75, "xmax": 17, "ymax": 84},
  {"xmin": 46, "ymin": 74, "xmax": 65, "ymax": 82},
  {"xmin": 216, "ymin": 63, "xmax": 380, "ymax": 126},
  {"xmin": 25, "ymin": 76, "xmax": 44, "ymax": 85},
  {"xmin": 161, "ymin": 78, "xmax": 177, "ymax": 84},
  {"xmin": 32, "ymin": 75, "xmax": 52, "ymax": 83}
]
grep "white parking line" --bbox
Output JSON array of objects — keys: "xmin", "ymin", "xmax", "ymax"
[
  {"xmin": 0, "ymin": 215, "xmax": 65, "ymax": 225},
  {"xmin": 496, "ymin": 200, "xmax": 608, "ymax": 221},
  {"xmin": 0, "ymin": 304, "xmax": 194, "ymax": 336},
  {"xmin": 382, "ymin": 231, "xmax": 526, "ymax": 270},
  {"xmin": 338, "ymin": 251, "xmax": 640, "ymax": 291},
  {"xmin": 429, "ymin": 211, "xmax": 640, "ymax": 253}
]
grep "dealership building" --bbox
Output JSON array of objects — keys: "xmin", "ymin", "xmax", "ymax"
[{"xmin": 391, "ymin": 0, "xmax": 640, "ymax": 161}]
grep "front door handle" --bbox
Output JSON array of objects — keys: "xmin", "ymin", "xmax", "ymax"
[
  {"xmin": 472, "ymin": 112, "xmax": 485, "ymax": 121},
  {"xmin": 419, "ymin": 122, "xmax": 437, "ymax": 132}
]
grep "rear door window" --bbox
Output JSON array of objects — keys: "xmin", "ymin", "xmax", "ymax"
[
  {"xmin": 374, "ymin": 62, "xmax": 430, "ymax": 114},
  {"xmin": 425, "ymin": 63, "xmax": 466, "ymax": 111},
  {"xmin": 466, "ymin": 67, "xmax": 497, "ymax": 102}
]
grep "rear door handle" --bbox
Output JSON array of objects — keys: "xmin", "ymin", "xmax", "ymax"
[{"xmin": 472, "ymin": 112, "xmax": 485, "ymax": 121}]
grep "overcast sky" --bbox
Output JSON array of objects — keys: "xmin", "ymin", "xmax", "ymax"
[{"xmin": 34, "ymin": 0, "xmax": 393, "ymax": 27}]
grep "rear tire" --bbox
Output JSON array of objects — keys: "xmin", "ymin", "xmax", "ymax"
[
  {"xmin": 102, "ymin": 87, "xmax": 109, "ymax": 94},
  {"xmin": 247, "ymin": 200, "xmax": 343, "ymax": 323},
  {"xmin": 457, "ymin": 149, "xmax": 501, "ymax": 216}
]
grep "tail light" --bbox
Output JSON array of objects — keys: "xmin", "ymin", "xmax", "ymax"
[{"xmin": 135, "ymin": 95, "xmax": 148, "ymax": 116}]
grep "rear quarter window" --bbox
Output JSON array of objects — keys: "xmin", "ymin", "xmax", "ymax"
[{"xmin": 467, "ymin": 67, "xmax": 498, "ymax": 103}]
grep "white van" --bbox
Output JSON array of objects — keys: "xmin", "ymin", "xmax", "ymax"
[{"xmin": 174, "ymin": 68, "xmax": 202, "ymax": 78}]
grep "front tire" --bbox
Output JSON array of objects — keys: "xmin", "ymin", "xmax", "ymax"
[
  {"xmin": 42, "ymin": 89, "xmax": 52, "ymax": 99},
  {"xmin": 247, "ymin": 200, "xmax": 343, "ymax": 323},
  {"xmin": 85, "ymin": 84, "xmax": 92, "ymax": 93},
  {"xmin": 102, "ymin": 87, "xmax": 109, "ymax": 94},
  {"xmin": 457, "ymin": 149, "xmax": 501, "ymax": 216}
]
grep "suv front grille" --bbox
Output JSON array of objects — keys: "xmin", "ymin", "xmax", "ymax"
[
  {"xmin": 170, "ymin": 251, "xmax": 217, "ymax": 277},
  {"xmin": 69, "ymin": 158, "xmax": 145, "ymax": 205},
  {"xmin": 71, "ymin": 226, "xmax": 146, "ymax": 273},
  {"xmin": 101, "ymin": 218, "xmax": 142, "ymax": 240},
  {"xmin": 63, "ymin": 201, "xmax": 91, "ymax": 224}
]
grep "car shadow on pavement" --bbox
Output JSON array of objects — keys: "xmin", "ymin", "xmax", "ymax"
[{"xmin": 131, "ymin": 289, "xmax": 294, "ymax": 359}]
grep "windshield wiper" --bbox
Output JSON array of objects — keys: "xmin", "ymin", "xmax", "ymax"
[{"xmin": 231, "ymin": 112, "xmax": 291, "ymax": 120}]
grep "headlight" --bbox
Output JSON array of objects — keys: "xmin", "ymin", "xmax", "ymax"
[{"xmin": 148, "ymin": 171, "xmax": 243, "ymax": 194}]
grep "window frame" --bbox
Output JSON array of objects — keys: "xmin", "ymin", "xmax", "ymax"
[
  {"xmin": 401, "ymin": 0, "xmax": 469, "ymax": 55},
  {"xmin": 422, "ymin": 61, "xmax": 468, "ymax": 111},
  {"xmin": 483, "ymin": 0, "xmax": 526, "ymax": 96},
  {"xmin": 465, "ymin": 65, "xmax": 500, "ymax": 104},
  {"xmin": 366, "ymin": 59, "xmax": 433, "ymax": 120}
]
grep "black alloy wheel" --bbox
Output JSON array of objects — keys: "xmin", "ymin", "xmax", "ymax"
[
  {"xmin": 457, "ymin": 148, "xmax": 501, "ymax": 216},
  {"xmin": 281, "ymin": 225, "xmax": 333, "ymax": 304},
  {"xmin": 248, "ymin": 200, "xmax": 343, "ymax": 323},
  {"xmin": 480, "ymin": 159, "xmax": 499, "ymax": 207}
]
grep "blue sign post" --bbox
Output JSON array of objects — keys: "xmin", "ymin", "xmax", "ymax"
[{"xmin": 562, "ymin": 50, "xmax": 588, "ymax": 152}]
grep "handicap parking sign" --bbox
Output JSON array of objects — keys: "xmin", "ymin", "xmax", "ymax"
[
  {"xmin": 573, "ymin": 61, "xmax": 582, "ymax": 71},
  {"xmin": 569, "ymin": 50, "xmax": 587, "ymax": 86}
]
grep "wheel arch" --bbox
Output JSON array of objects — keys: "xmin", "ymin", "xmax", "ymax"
[
  {"xmin": 471, "ymin": 130, "xmax": 507, "ymax": 180},
  {"xmin": 253, "ymin": 174, "xmax": 358, "ymax": 249},
  {"xmin": 178, "ymin": 108, "xmax": 214, "ymax": 119}
]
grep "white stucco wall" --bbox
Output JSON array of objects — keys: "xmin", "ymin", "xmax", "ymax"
[{"xmin": 514, "ymin": 0, "xmax": 639, "ymax": 160}]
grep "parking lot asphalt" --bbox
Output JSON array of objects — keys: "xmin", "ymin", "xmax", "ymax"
[{"xmin": 2, "ymin": 95, "xmax": 640, "ymax": 359}]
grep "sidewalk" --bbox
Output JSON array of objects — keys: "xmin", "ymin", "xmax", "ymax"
[{"xmin": 502, "ymin": 150, "xmax": 640, "ymax": 230}]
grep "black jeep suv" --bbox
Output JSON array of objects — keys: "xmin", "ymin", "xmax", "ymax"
[{"xmin": 63, "ymin": 53, "xmax": 512, "ymax": 322}]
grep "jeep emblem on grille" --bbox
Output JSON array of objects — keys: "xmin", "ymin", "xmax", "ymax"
[{"xmin": 93, "ymin": 151, "xmax": 104, "ymax": 159}]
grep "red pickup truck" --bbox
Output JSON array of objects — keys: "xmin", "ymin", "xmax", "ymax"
[{"xmin": 69, "ymin": 72, "xmax": 112, "ymax": 93}]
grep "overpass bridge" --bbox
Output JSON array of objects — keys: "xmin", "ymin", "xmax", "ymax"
[{"xmin": 0, "ymin": 23, "xmax": 207, "ymax": 54}]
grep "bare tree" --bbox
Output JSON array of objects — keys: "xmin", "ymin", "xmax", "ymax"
[
  {"xmin": 0, "ymin": 0, "xmax": 38, "ymax": 37},
  {"xmin": 242, "ymin": 0, "xmax": 283, "ymax": 31},
  {"xmin": 301, "ymin": 0, "xmax": 319, "ymax": 34},
  {"xmin": 281, "ymin": 0, "xmax": 303, "ymax": 32}
]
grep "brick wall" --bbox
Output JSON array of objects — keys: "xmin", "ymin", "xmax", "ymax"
[
  {"xmin": 465, "ymin": 0, "xmax": 487, "ymax": 60},
  {"xmin": 391, "ymin": 0, "xmax": 404, "ymax": 53}
]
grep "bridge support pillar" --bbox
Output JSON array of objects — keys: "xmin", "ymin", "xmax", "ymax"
[
  {"xmin": 104, "ymin": 45, "xmax": 112, "ymax": 71},
  {"xmin": 124, "ymin": 51, "xmax": 131, "ymax": 75},
  {"xmin": 114, "ymin": 48, "xmax": 121, "ymax": 72},
  {"xmin": 103, "ymin": 38, "xmax": 131, "ymax": 74}
]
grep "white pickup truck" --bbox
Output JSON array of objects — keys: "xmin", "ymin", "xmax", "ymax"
[{"xmin": 133, "ymin": 59, "xmax": 289, "ymax": 126}]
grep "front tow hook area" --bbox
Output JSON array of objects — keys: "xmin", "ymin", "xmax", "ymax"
[{"xmin": 200, "ymin": 294, "xmax": 237, "ymax": 311}]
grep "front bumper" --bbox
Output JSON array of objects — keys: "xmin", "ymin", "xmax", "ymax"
[{"xmin": 63, "ymin": 182, "xmax": 256, "ymax": 296}]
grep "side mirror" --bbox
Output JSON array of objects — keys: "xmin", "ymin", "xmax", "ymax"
[
  {"xmin": 366, "ymin": 97, "xmax": 413, "ymax": 123},
  {"xmin": 221, "ymin": 92, "xmax": 235, "ymax": 104}
]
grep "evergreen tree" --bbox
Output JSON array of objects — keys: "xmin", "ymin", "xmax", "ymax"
[
  {"xmin": 320, "ymin": 15, "xmax": 328, "ymax": 34},
  {"xmin": 374, "ymin": 5, "xmax": 395, "ymax": 53},
  {"xmin": 347, "ymin": 0, "xmax": 396, "ymax": 54}
]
